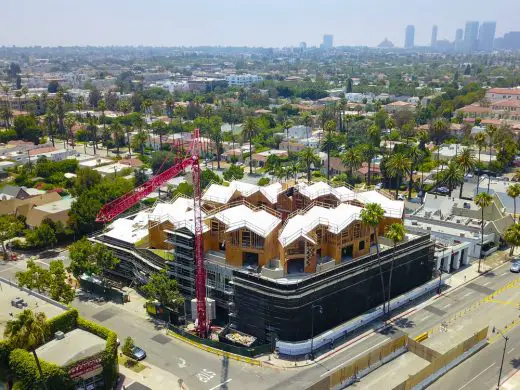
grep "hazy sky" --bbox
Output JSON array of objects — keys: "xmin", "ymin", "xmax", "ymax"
[{"xmin": 2, "ymin": 0, "xmax": 519, "ymax": 48}]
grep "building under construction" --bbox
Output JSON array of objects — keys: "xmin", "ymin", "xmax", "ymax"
[{"xmin": 92, "ymin": 180, "xmax": 434, "ymax": 342}]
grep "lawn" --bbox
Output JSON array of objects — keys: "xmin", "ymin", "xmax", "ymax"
[
  {"xmin": 119, "ymin": 354, "xmax": 147, "ymax": 373},
  {"xmin": 150, "ymin": 249, "xmax": 174, "ymax": 260}
]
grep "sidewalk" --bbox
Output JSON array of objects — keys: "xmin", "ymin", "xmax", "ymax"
[
  {"xmin": 117, "ymin": 361, "xmax": 188, "ymax": 390},
  {"xmin": 500, "ymin": 369, "xmax": 520, "ymax": 390},
  {"xmin": 261, "ymin": 249, "xmax": 513, "ymax": 369}
]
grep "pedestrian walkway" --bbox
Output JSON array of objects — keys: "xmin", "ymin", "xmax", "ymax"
[
  {"xmin": 261, "ymin": 249, "xmax": 514, "ymax": 369},
  {"xmin": 117, "ymin": 361, "xmax": 188, "ymax": 390},
  {"xmin": 499, "ymin": 369, "xmax": 520, "ymax": 390}
]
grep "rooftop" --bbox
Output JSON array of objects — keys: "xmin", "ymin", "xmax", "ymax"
[
  {"xmin": 213, "ymin": 204, "xmax": 281, "ymax": 238},
  {"xmin": 36, "ymin": 328, "xmax": 105, "ymax": 367},
  {"xmin": 34, "ymin": 197, "xmax": 75, "ymax": 213}
]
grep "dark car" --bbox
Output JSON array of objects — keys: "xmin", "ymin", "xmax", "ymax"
[{"xmin": 130, "ymin": 346, "xmax": 147, "ymax": 361}]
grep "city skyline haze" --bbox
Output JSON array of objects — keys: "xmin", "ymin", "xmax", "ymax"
[{"xmin": 2, "ymin": 0, "xmax": 519, "ymax": 48}]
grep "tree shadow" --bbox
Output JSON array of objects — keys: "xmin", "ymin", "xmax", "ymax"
[
  {"xmin": 511, "ymin": 357, "xmax": 520, "ymax": 369},
  {"xmin": 393, "ymin": 317, "xmax": 415, "ymax": 329},
  {"xmin": 378, "ymin": 324, "xmax": 398, "ymax": 335}
]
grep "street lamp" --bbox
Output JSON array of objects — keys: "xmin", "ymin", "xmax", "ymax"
[
  {"xmin": 309, "ymin": 304, "xmax": 323, "ymax": 361},
  {"xmin": 496, "ymin": 330, "xmax": 509, "ymax": 390}
]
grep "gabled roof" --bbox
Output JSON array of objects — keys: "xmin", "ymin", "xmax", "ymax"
[
  {"xmin": 212, "ymin": 204, "xmax": 281, "ymax": 238},
  {"xmin": 202, "ymin": 180, "xmax": 283, "ymax": 205},
  {"xmin": 297, "ymin": 182, "xmax": 356, "ymax": 202},
  {"xmin": 355, "ymin": 191, "xmax": 404, "ymax": 219},
  {"xmin": 152, "ymin": 197, "xmax": 209, "ymax": 234},
  {"xmin": 279, "ymin": 203, "xmax": 363, "ymax": 247}
]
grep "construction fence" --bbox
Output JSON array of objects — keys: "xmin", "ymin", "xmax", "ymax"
[
  {"xmin": 393, "ymin": 327, "xmax": 489, "ymax": 390},
  {"xmin": 306, "ymin": 335, "xmax": 408, "ymax": 390}
]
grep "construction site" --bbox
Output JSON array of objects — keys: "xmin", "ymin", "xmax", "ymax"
[{"xmin": 90, "ymin": 130, "xmax": 435, "ymax": 343}]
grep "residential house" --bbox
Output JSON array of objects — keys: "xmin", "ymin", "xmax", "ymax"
[{"xmin": 25, "ymin": 197, "xmax": 75, "ymax": 228}]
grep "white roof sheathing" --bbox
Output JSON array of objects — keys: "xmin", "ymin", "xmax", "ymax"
[
  {"xmin": 202, "ymin": 183, "xmax": 236, "ymax": 204},
  {"xmin": 279, "ymin": 203, "xmax": 363, "ymax": 247},
  {"xmin": 103, "ymin": 212, "xmax": 150, "ymax": 244},
  {"xmin": 261, "ymin": 182, "xmax": 283, "ymax": 204},
  {"xmin": 202, "ymin": 180, "xmax": 282, "ymax": 205},
  {"xmin": 298, "ymin": 182, "xmax": 355, "ymax": 202},
  {"xmin": 355, "ymin": 191, "xmax": 404, "ymax": 218},
  {"xmin": 213, "ymin": 204, "xmax": 281, "ymax": 238},
  {"xmin": 151, "ymin": 197, "xmax": 209, "ymax": 234}
]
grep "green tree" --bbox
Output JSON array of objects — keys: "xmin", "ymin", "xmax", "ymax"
[
  {"xmin": 322, "ymin": 120, "xmax": 337, "ymax": 181},
  {"xmin": 360, "ymin": 203, "xmax": 387, "ymax": 313},
  {"xmin": 475, "ymin": 192, "xmax": 493, "ymax": 272},
  {"xmin": 298, "ymin": 147, "xmax": 321, "ymax": 183},
  {"xmin": 4, "ymin": 310, "xmax": 49, "ymax": 390},
  {"xmin": 406, "ymin": 144, "xmax": 423, "ymax": 199},
  {"xmin": 142, "ymin": 270, "xmax": 184, "ymax": 311},
  {"xmin": 152, "ymin": 120, "xmax": 168, "ymax": 150},
  {"xmin": 456, "ymin": 148, "xmax": 476, "ymax": 198},
  {"xmin": 360, "ymin": 144, "xmax": 378, "ymax": 186},
  {"xmin": 200, "ymin": 168, "xmax": 222, "ymax": 190},
  {"xmin": 122, "ymin": 336, "xmax": 135, "ymax": 357},
  {"xmin": 0, "ymin": 215, "xmax": 24, "ymax": 260},
  {"xmin": 111, "ymin": 121, "xmax": 125, "ymax": 155},
  {"xmin": 504, "ymin": 223, "xmax": 520, "ymax": 256},
  {"xmin": 506, "ymin": 184, "xmax": 520, "ymax": 223},
  {"xmin": 223, "ymin": 164, "xmax": 244, "ymax": 181},
  {"xmin": 25, "ymin": 223, "xmax": 57, "ymax": 249},
  {"xmin": 15, "ymin": 260, "xmax": 51, "ymax": 293},
  {"xmin": 243, "ymin": 117, "xmax": 258, "ymax": 174},
  {"xmin": 132, "ymin": 131, "xmax": 148, "ymax": 155},
  {"xmin": 386, "ymin": 153, "xmax": 411, "ymax": 199},
  {"xmin": 68, "ymin": 238, "xmax": 119, "ymax": 281},
  {"xmin": 438, "ymin": 160, "xmax": 464, "ymax": 197},
  {"xmin": 341, "ymin": 147, "xmax": 363, "ymax": 178},
  {"xmin": 385, "ymin": 223, "xmax": 406, "ymax": 316},
  {"xmin": 484, "ymin": 125, "xmax": 498, "ymax": 194},
  {"xmin": 48, "ymin": 260, "xmax": 75, "ymax": 304}
]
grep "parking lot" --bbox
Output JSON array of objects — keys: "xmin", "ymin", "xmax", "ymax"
[{"xmin": 0, "ymin": 281, "xmax": 65, "ymax": 336}]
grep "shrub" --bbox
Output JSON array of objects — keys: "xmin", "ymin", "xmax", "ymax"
[
  {"xmin": 122, "ymin": 337, "xmax": 135, "ymax": 357},
  {"xmin": 257, "ymin": 177, "xmax": 270, "ymax": 186},
  {"xmin": 0, "ymin": 340, "xmax": 14, "ymax": 377},
  {"xmin": 46, "ymin": 309, "xmax": 79, "ymax": 338}
]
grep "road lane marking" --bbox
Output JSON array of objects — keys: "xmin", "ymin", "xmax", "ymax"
[
  {"xmin": 483, "ymin": 281, "xmax": 492, "ymax": 286},
  {"xmin": 208, "ymin": 379, "xmax": 232, "ymax": 390},
  {"xmin": 457, "ymin": 362, "xmax": 495, "ymax": 390},
  {"xmin": 507, "ymin": 347, "xmax": 515, "ymax": 354},
  {"xmin": 462, "ymin": 292, "xmax": 473, "ymax": 298},
  {"xmin": 443, "ymin": 303, "xmax": 452, "ymax": 309},
  {"xmin": 197, "ymin": 369, "xmax": 216, "ymax": 383},
  {"xmin": 422, "ymin": 314, "xmax": 432, "ymax": 321},
  {"xmin": 320, "ymin": 339, "xmax": 388, "ymax": 377}
]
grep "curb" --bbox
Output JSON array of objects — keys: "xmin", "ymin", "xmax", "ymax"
[{"xmin": 166, "ymin": 330, "xmax": 264, "ymax": 367}]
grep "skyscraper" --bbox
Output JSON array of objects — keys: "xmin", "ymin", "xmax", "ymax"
[
  {"xmin": 464, "ymin": 21, "xmax": 480, "ymax": 52},
  {"xmin": 321, "ymin": 34, "xmax": 333, "ymax": 49},
  {"xmin": 431, "ymin": 25, "xmax": 438, "ymax": 47},
  {"xmin": 404, "ymin": 25, "xmax": 415, "ymax": 49},
  {"xmin": 455, "ymin": 29, "xmax": 464, "ymax": 42},
  {"xmin": 478, "ymin": 21, "xmax": 497, "ymax": 52}
]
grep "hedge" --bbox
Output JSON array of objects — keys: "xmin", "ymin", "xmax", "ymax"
[
  {"xmin": 9, "ymin": 349, "xmax": 73, "ymax": 390},
  {"xmin": 5, "ymin": 310, "xmax": 118, "ymax": 390}
]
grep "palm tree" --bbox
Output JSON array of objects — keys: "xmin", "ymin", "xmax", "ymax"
[
  {"xmin": 243, "ymin": 117, "xmax": 258, "ymax": 174},
  {"xmin": 485, "ymin": 125, "xmax": 498, "ymax": 194},
  {"xmin": 174, "ymin": 105, "xmax": 186, "ymax": 127},
  {"xmin": 165, "ymin": 97, "xmax": 175, "ymax": 124},
  {"xmin": 86, "ymin": 115, "xmax": 98, "ymax": 155},
  {"xmin": 322, "ymin": 120, "xmax": 337, "ymax": 182},
  {"xmin": 299, "ymin": 147, "xmax": 320, "ymax": 183},
  {"xmin": 341, "ymin": 147, "xmax": 363, "ymax": 178},
  {"xmin": 361, "ymin": 144, "xmax": 378, "ymax": 186},
  {"xmin": 118, "ymin": 100, "xmax": 132, "ymax": 156},
  {"xmin": 98, "ymin": 99, "xmax": 107, "ymax": 144},
  {"xmin": 475, "ymin": 192, "xmax": 493, "ymax": 272},
  {"xmin": 506, "ymin": 183, "xmax": 520, "ymax": 223},
  {"xmin": 474, "ymin": 132, "xmax": 487, "ymax": 193},
  {"xmin": 1, "ymin": 84, "xmax": 12, "ymax": 128},
  {"xmin": 44, "ymin": 105, "xmax": 57, "ymax": 147},
  {"xmin": 360, "ymin": 203, "xmax": 387, "ymax": 314},
  {"xmin": 64, "ymin": 113, "xmax": 76, "ymax": 149},
  {"xmin": 438, "ymin": 160, "xmax": 464, "ymax": 197},
  {"xmin": 504, "ymin": 223, "xmax": 520, "ymax": 256},
  {"xmin": 111, "ymin": 122, "xmax": 124, "ymax": 156},
  {"xmin": 387, "ymin": 153, "xmax": 411, "ymax": 199},
  {"xmin": 282, "ymin": 118, "xmax": 293, "ymax": 143},
  {"xmin": 4, "ymin": 309, "xmax": 49, "ymax": 390},
  {"xmin": 301, "ymin": 112, "xmax": 313, "ymax": 143},
  {"xmin": 385, "ymin": 223, "xmax": 406, "ymax": 316},
  {"xmin": 406, "ymin": 144, "xmax": 423, "ymax": 200},
  {"xmin": 132, "ymin": 131, "xmax": 148, "ymax": 155},
  {"xmin": 75, "ymin": 95, "xmax": 85, "ymax": 114},
  {"xmin": 456, "ymin": 148, "xmax": 476, "ymax": 198},
  {"xmin": 14, "ymin": 90, "xmax": 23, "ymax": 110},
  {"xmin": 21, "ymin": 86, "xmax": 28, "ymax": 102}
]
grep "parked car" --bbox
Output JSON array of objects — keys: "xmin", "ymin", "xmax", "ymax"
[
  {"xmin": 130, "ymin": 346, "xmax": 147, "ymax": 361},
  {"xmin": 11, "ymin": 297, "xmax": 28, "ymax": 308},
  {"xmin": 375, "ymin": 183, "xmax": 383, "ymax": 190},
  {"xmin": 510, "ymin": 261, "xmax": 520, "ymax": 273}
]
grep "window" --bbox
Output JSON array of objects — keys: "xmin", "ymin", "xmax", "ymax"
[
  {"xmin": 359, "ymin": 240, "xmax": 365, "ymax": 251},
  {"xmin": 353, "ymin": 224, "xmax": 361, "ymax": 239}
]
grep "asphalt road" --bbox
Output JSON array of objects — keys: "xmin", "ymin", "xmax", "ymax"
[
  {"xmin": 428, "ymin": 325, "xmax": 520, "ymax": 390},
  {"xmin": 1, "ymin": 256, "xmax": 518, "ymax": 390}
]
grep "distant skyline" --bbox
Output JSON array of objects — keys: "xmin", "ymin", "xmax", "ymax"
[{"xmin": 2, "ymin": 0, "xmax": 519, "ymax": 48}]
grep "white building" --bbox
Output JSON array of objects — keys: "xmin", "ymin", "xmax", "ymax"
[{"xmin": 225, "ymin": 74, "xmax": 262, "ymax": 87}]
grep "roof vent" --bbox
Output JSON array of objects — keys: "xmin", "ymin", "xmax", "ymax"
[
  {"xmin": 426, "ymin": 226, "xmax": 431, "ymax": 231},
  {"xmin": 55, "ymin": 331, "xmax": 65, "ymax": 340},
  {"xmin": 460, "ymin": 233, "xmax": 465, "ymax": 238}
]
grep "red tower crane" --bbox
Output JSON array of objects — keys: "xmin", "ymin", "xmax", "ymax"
[{"xmin": 95, "ymin": 129, "xmax": 208, "ymax": 337}]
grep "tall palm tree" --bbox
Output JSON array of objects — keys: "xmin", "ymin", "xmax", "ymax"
[
  {"xmin": 299, "ymin": 147, "xmax": 320, "ymax": 183},
  {"xmin": 4, "ymin": 310, "xmax": 49, "ymax": 390},
  {"xmin": 282, "ymin": 118, "xmax": 293, "ymax": 143},
  {"xmin": 55, "ymin": 91, "xmax": 65, "ymax": 139},
  {"xmin": 75, "ymin": 95, "xmax": 85, "ymax": 114},
  {"xmin": 506, "ymin": 183, "xmax": 520, "ymax": 223},
  {"xmin": 132, "ymin": 131, "xmax": 148, "ymax": 155},
  {"xmin": 341, "ymin": 147, "xmax": 363, "ymax": 178},
  {"xmin": 111, "ymin": 122, "xmax": 124, "ymax": 156},
  {"xmin": 165, "ymin": 97, "xmax": 175, "ymax": 124},
  {"xmin": 360, "ymin": 203, "xmax": 387, "ymax": 314},
  {"xmin": 1, "ymin": 84, "xmax": 12, "ymax": 128},
  {"xmin": 44, "ymin": 103, "xmax": 57, "ymax": 147},
  {"xmin": 387, "ymin": 153, "xmax": 411, "ymax": 199},
  {"xmin": 174, "ymin": 105, "xmax": 186, "ymax": 128},
  {"xmin": 14, "ymin": 90, "xmax": 23, "ymax": 110},
  {"xmin": 361, "ymin": 144, "xmax": 378, "ymax": 186},
  {"xmin": 475, "ymin": 192, "xmax": 493, "ymax": 272},
  {"xmin": 438, "ymin": 160, "xmax": 464, "ymax": 197},
  {"xmin": 406, "ymin": 144, "xmax": 423, "ymax": 199},
  {"xmin": 485, "ymin": 125, "xmax": 498, "ymax": 194},
  {"xmin": 243, "ymin": 117, "xmax": 258, "ymax": 174},
  {"xmin": 64, "ymin": 113, "xmax": 76, "ymax": 149},
  {"xmin": 474, "ymin": 132, "xmax": 487, "ymax": 193},
  {"xmin": 385, "ymin": 223, "xmax": 406, "ymax": 316},
  {"xmin": 456, "ymin": 148, "xmax": 476, "ymax": 198},
  {"xmin": 21, "ymin": 86, "xmax": 28, "ymax": 102},
  {"xmin": 86, "ymin": 115, "xmax": 98, "ymax": 155},
  {"xmin": 118, "ymin": 100, "xmax": 132, "ymax": 156},
  {"xmin": 322, "ymin": 120, "xmax": 337, "ymax": 182},
  {"xmin": 504, "ymin": 223, "xmax": 520, "ymax": 256},
  {"xmin": 301, "ymin": 112, "xmax": 313, "ymax": 143},
  {"xmin": 98, "ymin": 99, "xmax": 107, "ymax": 145}
]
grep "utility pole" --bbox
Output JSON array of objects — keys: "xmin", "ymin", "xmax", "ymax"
[{"xmin": 496, "ymin": 332, "xmax": 509, "ymax": 389}]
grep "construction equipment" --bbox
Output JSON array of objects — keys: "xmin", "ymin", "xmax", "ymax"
[{"xmin": 95, "ymin": 129, "xmax": 208, "ymax": 337}]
